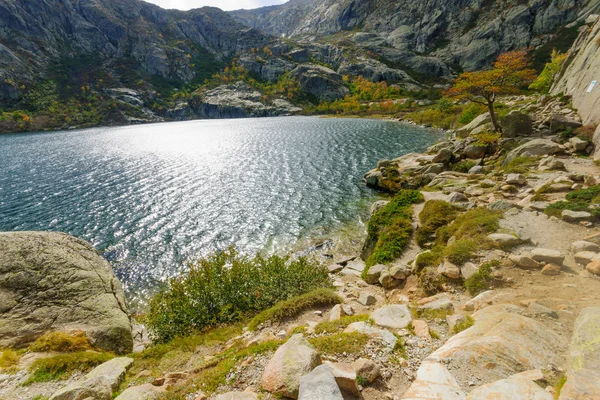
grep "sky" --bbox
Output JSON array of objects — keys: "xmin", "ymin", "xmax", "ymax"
[{"xmin": 143, "ymin": 0, "xmax": 287, "ymax": 11}]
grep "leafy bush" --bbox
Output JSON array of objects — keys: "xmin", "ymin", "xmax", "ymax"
[
  {"xmin": 458, "ymin": 103, "xmax": 487, "ymax": 125},
  {"xmin": 529, "ymin": 50, "xmax": 567, "ymax": 93},
  {"xmin": 445, "ymin": 239, "xmax": 479, "ymax": 265},
  {"xmin": 248, "ymin": 289, "xmax": 342, "ymax": 330},
  {"xmin": 404, "ymin": 108, "xmax": 458, "ymax": 129},
  {"xmin": 365, "ymin": 190, "xmax": 424, "ymax": 267},
  {"xmin": 416, "ymin": 201, "xmax": 458, "ymax": 247},
  {"xmin": 29, "ymin": 331, "xmax": 92, "ymax": 353},
  {"xmin": 147, "ymin": 248, "xmax": 331, "ymax": 343},
  {"xmin": 464, "ymin": 260, "xmax": 499, "ymax": 295},
  {"xmin": 25, "ymin": 352, "xmax": 113, "ymax": 384}
]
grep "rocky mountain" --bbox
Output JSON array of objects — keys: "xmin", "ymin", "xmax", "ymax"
[
  {"xmin": 232, "ymin": 0, "xmax": 600, "ymax": 75},
  {"xmin": 0, "ymin": 0, "xmax": 273, "ymax": 100}
]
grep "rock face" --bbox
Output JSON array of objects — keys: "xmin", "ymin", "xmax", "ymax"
[
  {"xmin": 193, "ymin": 82, "xmax": 302, "ymax": 119},
  {"xmin": 261, "ymin": 334, "xmax": 321, "ymax": 399},
  {"xmin": 503, "ymin": 139, "xmax": 563, "ymax": 164},
  {"xmin": 0, "ymin": 231, "xmax": 132, "ymax": 354},
  {"xmin": 426, "ymin": 304, "xmax": 562, "ymax": 386},
  {"xmin": 290, "ymin": 64, "xmax": 350, "ymax": 101},
  {"xmin": 560, "ymin": 307, "xmax": 600, "ymax": 400},
  {"xmin": 552, "ymin": 15, "xmax": 600, "ymax": 127}
]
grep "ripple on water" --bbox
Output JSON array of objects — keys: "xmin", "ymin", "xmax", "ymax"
[{"xmin": 0, "ymin": 117, "xmax": 442, "ymax": 305}]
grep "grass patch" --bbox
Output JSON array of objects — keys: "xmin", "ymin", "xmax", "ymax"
[
  {"xmin": 453, "ymin": 315, "xmax": 475, "ymax": 333},
  {"xmin": 503, "ymin": 156, "xmax": 537, "ymax": 174},
  {"xmin": 364, "ymin": 190, "xmax": 424, "ymax": 267},
  {"xmin": 417, "ymin": 308, "xmax": 453, "ymax": 320},
  {"xmin": 309, "ymin": 332, "xmax": 370, "ymax": 355},
  {"xmin": 544, "ymin": 185, "xmax": 600, "ymax": 221},
  {"xmin": 445, "ymin": 238, "xmax": 479, "ymax": 265},
  {"xmin": 148, "ymin": 247, "xmax": 331, "ymax": 343},
  {"xmin": 429, "ymin": 329, "xmax": 440, "ymax": 339},
  {"xmin": 464, "ymin": 260, "xmax": 499, "ymax": 295},
  {"xmin": 0, "ymin": 349, "xmax": 21, "ymax": 371},
  {"xmin": 314, "ymin": 314, "xmax": 369, "ymax": 334},
  {"xmin": 25, "ymin": 352, "xmax": 113, "ymax": 384},
  {"xmin": 28, "ymin": 331, "xmax": 92, "ymax": 353},
  {"xmin": 248, "ymin": 289, "xmax": 342, "ymax": 331},
  {"xmin": 415, "ymin": 200, "xmax": 459, "ymax": 247}
]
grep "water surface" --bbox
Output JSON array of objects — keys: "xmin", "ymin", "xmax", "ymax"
[{"xmin": 0, "ymin": 117, "xmax": 441, "ymax": 303}]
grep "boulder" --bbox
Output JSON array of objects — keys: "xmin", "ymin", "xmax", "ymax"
[
  {"xmin": 447, "ymin": 192, "xmax": 468, "ymax": 203},
  {"xmin": 327, "ymin": 264, "xmax": 344, "ymax": 273},
  {"xmin": 503, "ymin": 139, "xmax": 562, "ymax": 165},
  {"xmin": 433, "ymin": 148, "xmax": 453, "ymax": 163},
  {"xmin": 569, "ymin": 136, "xmax": 588, "ymax": 152},
  {"xmin": 463, "ymin": 144, "xmax": 486, "ymax": 160},
  {"xmin": 562, "ymin": 210, "xmax": 592, "ymax": 222},
  {"xmin": 357, "ymin": 293, "xmax": 377, "ymax": 306},
  {"xmin": 327, "ymin": 363, "xmax": 359, "ymax": 396},
  {"xmin": 549, "ymin": 115, "xmax": 582, "ymax": 133},
  {"xmin": 427, "ymin": 304, "xmax": 562, "ymax": 386},
  {"xmin": 401, "ymin": 361, "xmax": 466, "ymax": 400},
  {"xmin": 369, "ymin": 200, "xmax": 390, "ymax": 216},
  {"xmin": 0, "ymin": 232, "xmax": 132, "ymax": 354},
  {"xmin": 505, "ymin": 173, "xmax": 526, "ymax": 185},
  {"xmin": 114, "ymin": 384, "xmax": 162, "ymax": 400},
  {"xmin": 365, "ymin": 264, "xmax": 386, "ymax": 284},
  {"xmin": 298, "ymin": 364, "xmax": 343, "ymax": 400},
  {"xmin": 370, "ymin": 304, "xmax": 412, "ymax": 329},
  {"xmin": 500, "ymin": 111, "xmax": 533, "ymax": 137},
  {"xmin": 261, "ymin": 334, "xmax": 321, "ymax": 399},
  {"xmin": 329, "ymin": 305, "xmax": 344, "ymax": 321},
  {"xmin": 419, "ymin": 297, "xmax": 455, "ymax": 314},
  {"xmin": 351, "ymin": 358, "xmax": 380, "ymax": 383},
  {"xmin": 571, "ymin": 240, "xmax": 600, "ymax": 253},
  {"xmin": 463, "ymin": 290, "xmax": 496, "ymax": 311},
  {"xmin": 530, "ymin": 248, "xmax": 565, "ymax": 265},
  {"xmin": 468, "ymin": 165, "xmax": 484, "ymax": 174},
  {"xmin": 586, "ymin": 260, "xmax": 600, "ymax": 275},
  {"xmin": 487, "ymin": 233, "xmax": 521, "ymax": 247},
  {"xmin": 456, "ymin": 113, "xmax": 491, "ymax": 137},
  {"xmin": 466, "ymin": 373, "xmax": 552, "ymax": 400},
  {"xmin": 460, "ymin": 262, "xmax": 479, "ymax": 280},
  {"xmin": 51, "ymin": 357, "xmax": 134, "ymax": 400},
  {"xmin": 575, "ymin": 251, "xmax": 597, "ymax": 265},
  {"xmin": 378, "ymin": 269, "xmax": 399, "ymax": 289},
  {"xmin": 559, "ymin": 307, "xmax": 600, "ymax": 400},
  {"xmin": 389, "ymin": 264, "xmax": 412, "ymax": 280},
  {"xmin": 538, "ymin": 156, "xmax": 565, "ymax": 171},
  {"xmin": 344, "ymin": 322, "xmax": 397, "ymax": 348},
  {"xmin": 437, "ymin": 260, "xmax": 460, "ymax": 279},
  {"xmin": 412, "ymin": 319, "xmax": 431, "ymax": 340}
]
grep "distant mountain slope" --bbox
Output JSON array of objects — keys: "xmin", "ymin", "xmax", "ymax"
[
  {"xmin": 0, "ymin": 0, "xmax": 271, "ymax": 87},
  {"xmin": 231, "ymin": 0, "xmax": 600, "ymax": 72}
]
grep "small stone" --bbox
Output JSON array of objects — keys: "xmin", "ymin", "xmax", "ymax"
[
  {"xmin": 418, "ymin": 297, "xmax": 455, "ymax": 314},
  {"xmin": 378, "ymin": 269, "xmax": 399, "ymax": 289},
  {"xmin": 575, "ymin": 251, "xmax": 597, "ymax": 265},
  {"xmin": 586, "ymin": 260, "xmax": 600, "ymax": 275},
  {"xmin": 438, "ymin": 260, "xmax": 461, "ymax": 279},
  {"xmin": 313, "ymin": 311, "xmax": 323, "ymax": 317},
  {"xmin": 351, "ymin": 358, "xmax": 380, "ymax": 383},
  {"xmin": 506, "ymin": 174, "xmax": 526, "ymax": 185},
  {"xmin": 329, "ymin": 305, "xmax": 344, "ymax": 321},
  {"xmin": 541, "ymin": 264, "xmax": 561, "ymax": 276},
  {"xmin": 357, "ymin": 293, "xmax": 377, "ymax": 306},
  {"xmin": 341, "ymin": 305, "xmax": 355, "ymax": 316},
  {"xmin": 298, "ymin": 365, "xmax": 343, "ymax": 400},
  {"xmin": 460, "ymin": 262, "xmax": 479, "ymax": 280},
  {"xmin": 530, "ymin": 248, "xmax": 565, "ymax": 265},
  {"xmin": 463, "ymin": 290, "xmax": 496, "ymax": 311},
  {"xmin": 562, "ymin": 210, "xmax": 592, "ymax": 223},
  {"xmin": 571, "ymin": 241, "xmax": 600, "ymax": 253},
  {"xmin": 327, "ymin": 363, "xmax": 359, "ymax": 396},
  {"xmin": 328, "ymin": 264, "xmax": 344, "ymax": 273},
  {"xmin": 448, "ymin": 192, "xmax": 468, "ymax": 203},
  {"xmin": 412, "ymin": 320, "xmax": 431, "ymax": 340},
  {"xmin": 365, "ymin": 264, "xmax": 386, "ymax": 284},
  {"xmin": 389, "ymin": 264, "xmax": 412, "ymax": 280},
  {"xmin": 152, "ymin": 377, "xmax": 165, "ymax": 386},
  {"xmin": 487, "ymin": 233, "xmax": 521, "ymax": 247},
  {"xmin": 509, "ymin": 255, "xmax": 541, "ymax": 269}
]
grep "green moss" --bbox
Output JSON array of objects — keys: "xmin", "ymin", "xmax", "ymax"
[
  {"xmin": 503, "ymin": 156, "xmax": 537, "ymax": 174},
  {"xmin": 543, "ymin": 185, "xmax": 600, "ymax": 221},
  {"xmin": 453, "ymin": 315, "xmax": 475, "ymax": 333},
  {"xmin": 554, "ymin": 375, "xmax": 567, "ymax": 399},
  {"xmin": 313, "ymin": 314, "xmax": 369, "ymax": 334},
  {"xmin": 25, "ymin": 352, "xmax": 114, "ymax": 384},
  {"xmin": 309, "ymin": 332, "xmax": 370, "ymax": 355},
  {"xmin": 365, "ymin": 190, "xmax": 424, "ymax": 267},
  {"xmin": 416, "ymin": 201, "xmax": 459, "ymax": 247},
  {"xmin": 248, "ymin": 289, "xmax": 342, "ymax": 331},
  {"xmin": 464, "ymin": 260, "xmax": 499, "ymax": 295}
]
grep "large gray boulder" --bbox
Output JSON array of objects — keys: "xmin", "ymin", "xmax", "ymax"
[
  {"xmin": 503, "ymin": 139, "xmax": 563, "ymax": 165},
  {"xmin": 0, "ymin": 231, "xmax": 132, "ymax": 354},
  {"xmin": 261, "ymin": 334, "xmax": 321, "ymax": 399},
  {"xmin": 500, "ymin": 111, "xmax": 533, "ymax": 137},
  {"xmin": 559, "ymin": 307, "xmax": 600, "ymax": 400},
  {"xmin": 298, "ymin": 364, "xmax": 343, "ymax": 400}
]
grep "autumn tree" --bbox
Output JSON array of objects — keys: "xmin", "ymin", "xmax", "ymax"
[{"xmin": 446, "ymin": 50, "xmax": 537, "ymax": 132}]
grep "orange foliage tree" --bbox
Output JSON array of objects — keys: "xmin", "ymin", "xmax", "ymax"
[{"xmin": 445, "ymin": 50, "xmax": 537, "ymax": 132}]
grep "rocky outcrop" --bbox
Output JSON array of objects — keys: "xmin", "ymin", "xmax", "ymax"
[
  {"xmin": 290, "ymin": 64, "xmax": 350, "ymax": 102},
  {"xmin": 192, "ymin": 82, "xmax": 302, "ymax": 119},
  {"xmin": 552, "ymin": 15, "xmax": 600, "ymax": 126},
  {"xmin": 0, "ymin": 231, "xmax": 133, "ymax": 354},
  {"xmin": 559, "ymin": 307, "xmax": 600, "ymax": 399}
]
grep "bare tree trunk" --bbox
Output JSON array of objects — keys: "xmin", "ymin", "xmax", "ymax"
[{"xmin": 487, "ymin": 100, "xmax": 501, "ymax": 133}]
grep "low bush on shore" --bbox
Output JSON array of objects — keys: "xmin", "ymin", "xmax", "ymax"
[
  {"xmin": 147, "ymin": 248, "xmax": 331, "ymax": 343},
  {"xmin": 364, "ymin": 190, "xmax": 424, "ymax": 267},
  {"xmin": 415, "ymin": 200, "xmax": 458, "ymax": 247}
]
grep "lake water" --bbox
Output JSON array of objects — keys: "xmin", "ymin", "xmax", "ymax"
[{"xmin": 0, "ymin": 117, "xmax": 441, "ymax": 304}]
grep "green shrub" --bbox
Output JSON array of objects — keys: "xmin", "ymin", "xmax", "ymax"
[
  {"xmin": 29, "ymin": 331, "xmax": 92, "ymax": 353},
  {"xmin": 25, "ymin": 352, "xmax": 113, "ymax": 384},
  {"xmin": 529, "ymin": 50, "xmax": 567, "ymax": 93},
  {"xmin": 248, "ymin": 289, "xmax": 342, "ymax": 330},
  {"xmin": 416, "ymin": 200, "xmax": 458, "ymax": 247},
  {"xmin": 365, "ymin": 190, "xmax": 424, "ymax": 267},
  {"xmin": 453, "ymin": 315, "xmax": 475, "ymax": 333},
  {"xmin": 566, "ymin": 185, "xmax": 600, "ymax": 203},
  {"xmin": 445, "ymin": 238, "xmax": 479, "ymax": 265},
  {"xmin": 415, "ymin": 245, "xmax": 445, "ymax": 271},
  {"xmin": 147, "ymin": 248, "xmax": 331, "ymax": 343},
  {"xmin": 464, "ymin": 260, "xmax": 499, "ymax": 295},
  {"xmin": 452, "ymin": 160, "xmax": 477, "ymax": 173},
  {"xmin": 446, "ymin": 208, "xmax": 502, "ymax": 240}
]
